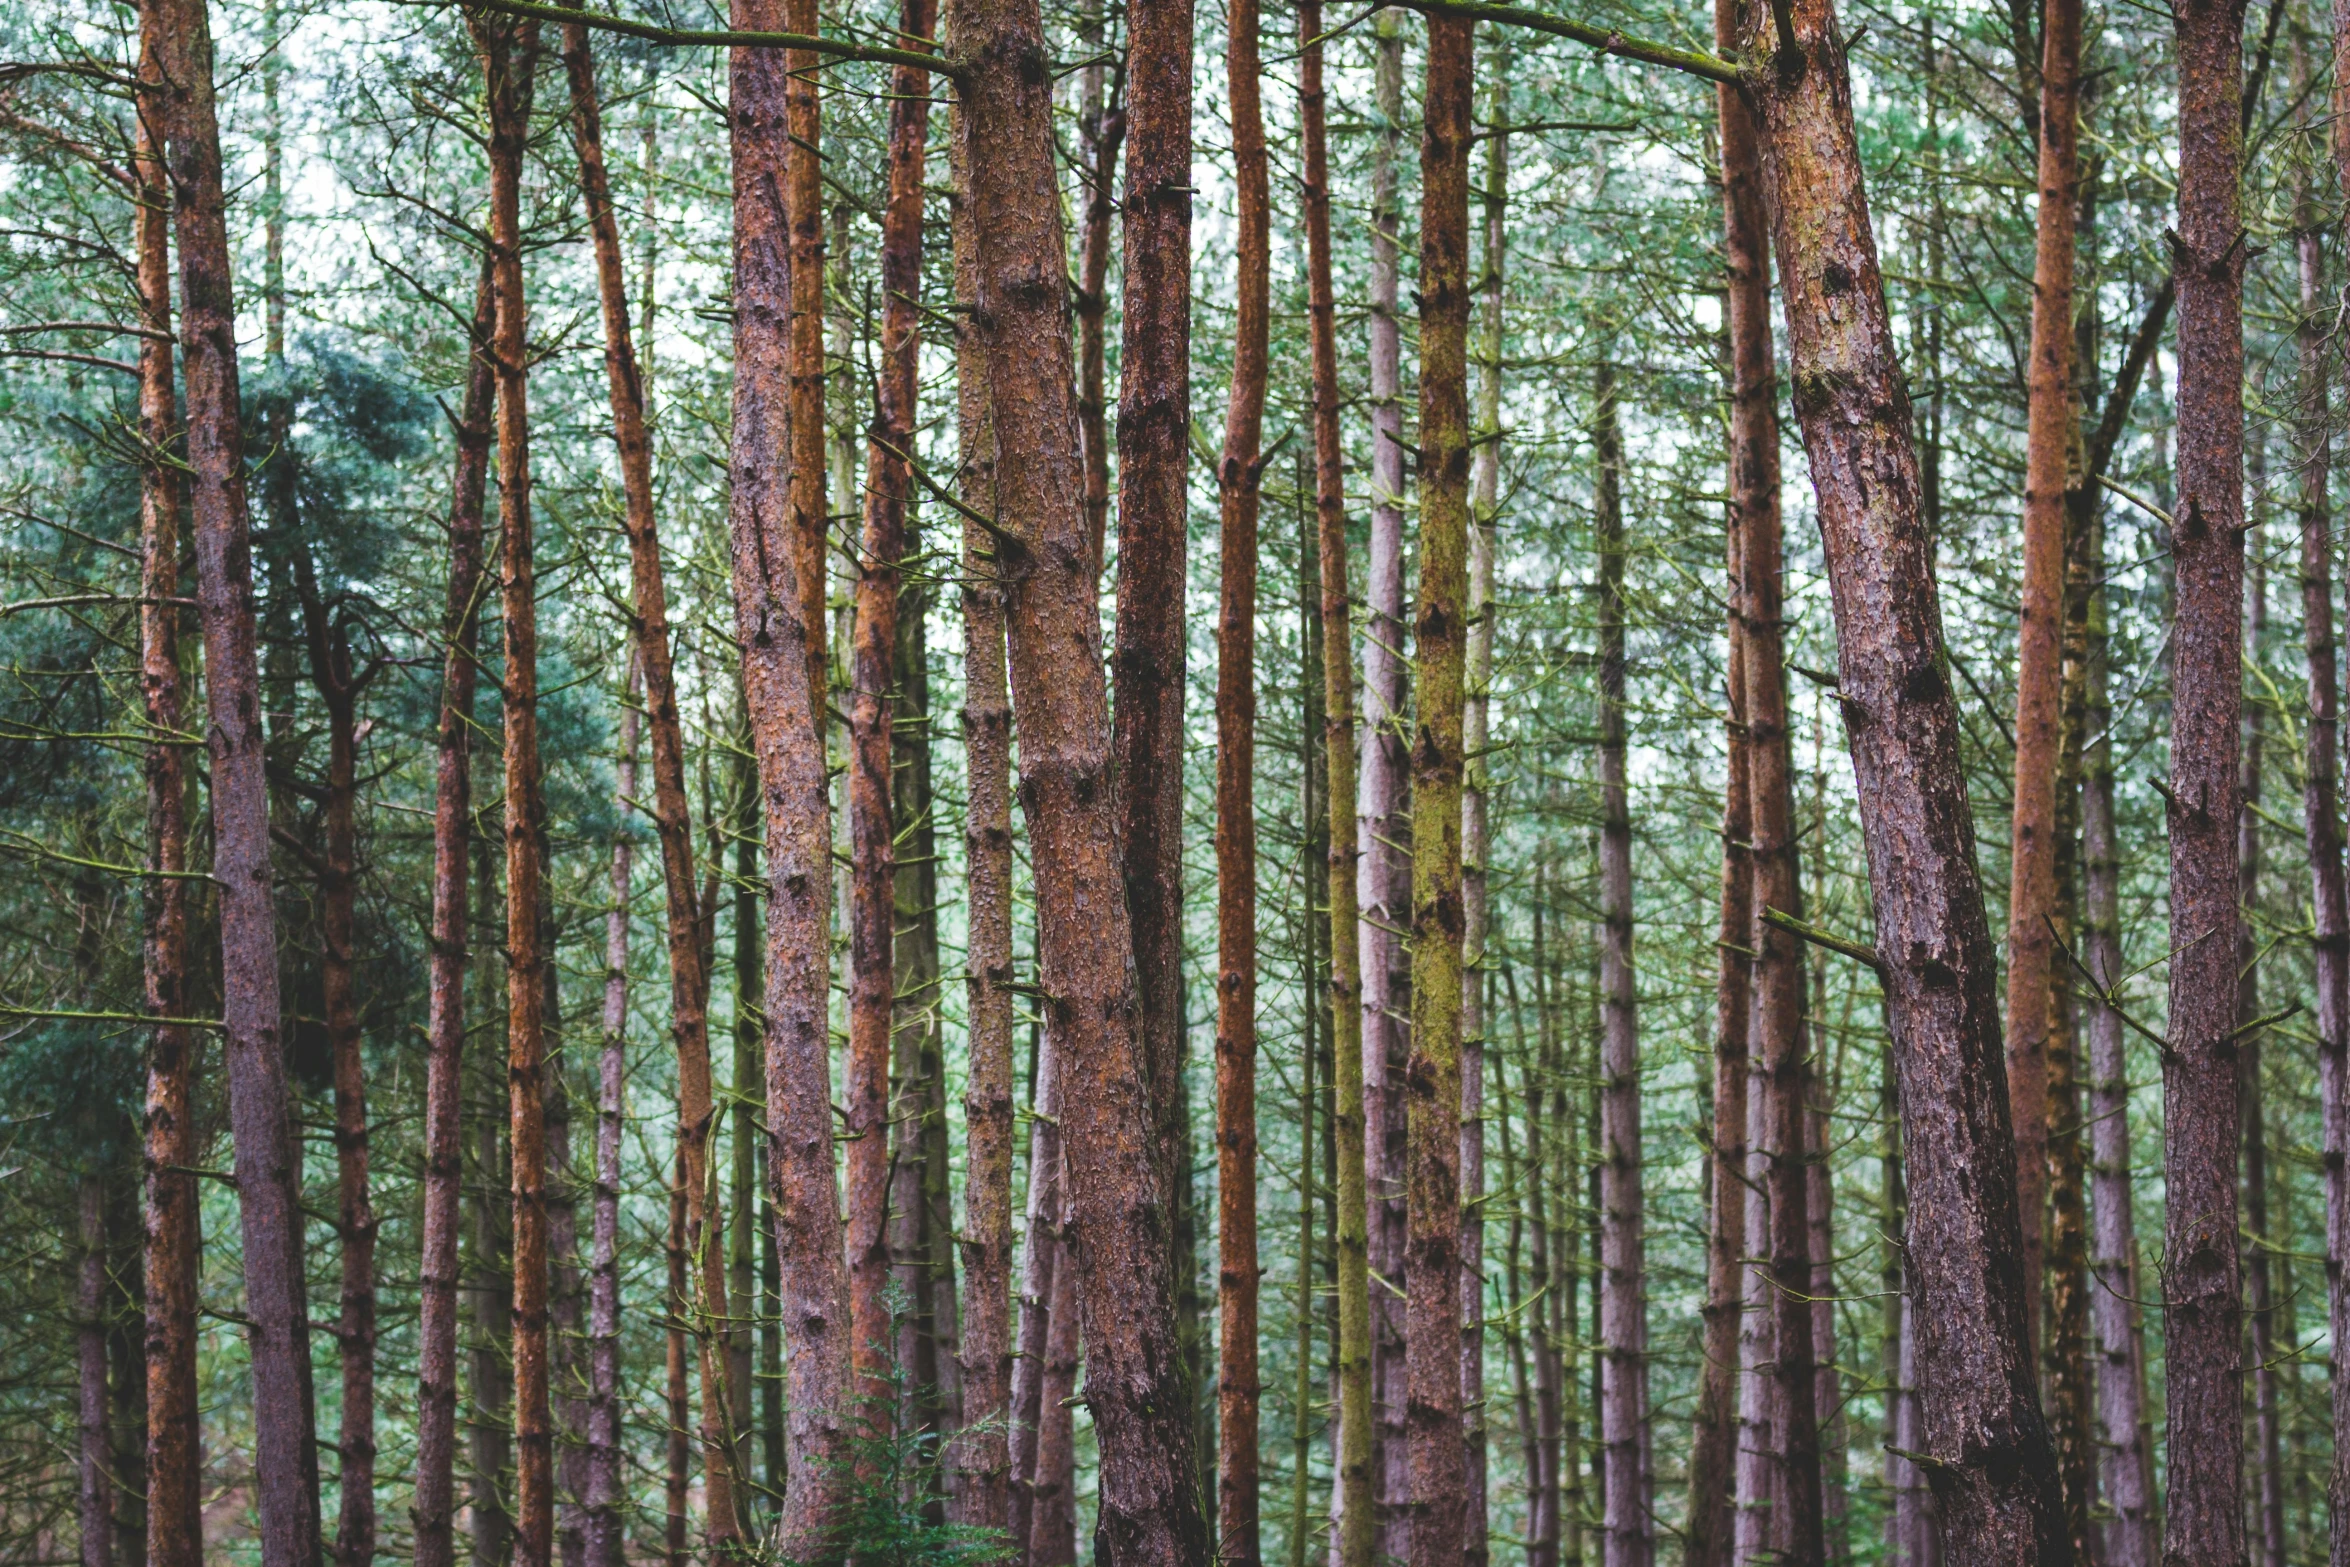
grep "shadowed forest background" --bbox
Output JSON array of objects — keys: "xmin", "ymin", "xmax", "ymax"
[{"xmin": 0, "ymin": 0, "xmax": 2318, "ymax": 1556}]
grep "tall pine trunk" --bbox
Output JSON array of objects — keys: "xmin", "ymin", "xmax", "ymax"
[
  {"xmin": 2165, "ymin": 0, "xmax": 2252, "ymax": 1549},
  {"xmin": 1741, "ymin": 0, "xmax": 2072, "ymax": 1553},
  {"xmin": 1405, "ymin": 23, "xmax": 1472, "ymax": 1567},
  {"xmin": 585, "ymin": 665, "xmax": 635, "ymax": 1567},
  {"xmin": 155, "ymin": 0, "xmax": 321, "ymax": 1549},
  {"xmin": 78, "ymin": 1182, "xmax": 111, "ymax": 1567},
  {"xmin": 1299, "ymin": 0, "xmax": 1374, "ymax": 1550},
  {"xmin": 130, "ymin": 28, "xmax": 201, "ymax": 1561},
  {"xmin": 945, "ymin": 0, "xmax": 1210, "ymax": 1550},
  {"xmin": 1215, "ymin": 0, "xmax": 1269, "ymax": 1548}
]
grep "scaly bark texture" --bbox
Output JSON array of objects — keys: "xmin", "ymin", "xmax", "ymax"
[
  {"xmin": 1591, "ymin": 361, "xmax": 1648, "ymax": 1567},
  {"xmin": 730, "ymin": 3, "xmax": 853, "ymax": 1549},
  {"xmin": 786, "ymin": 0, "xmax": 826, "ymax": 705},
  {"xmin": 2165, "ymin": 0, "xmax": 2252, "ymax": 1549},
  {"xmin": 945, "ymin": 0, "xmax": 1209, "ymax": 1551},
  {"xmin": 1299, "ymin": 1, "xmax": 1373, "ymax": 1553},
  {"xmin": 848, "ymin": 0, "xmax": 933, "ymax": 1409},
  {"xmin": 1359, "ymin": 20, "xmax": 1413, "ymax": 1550},
  {"xmin": 1406, "ymin": 23, "xmax": 1472, "ymax": 1567},
  {"xmin": 2002, "ymin": 0, "xmax": 2082, "ymax": 1351},
  {"xmin": 1216, "ymin": 0, "xmax": 1269, "ymax": 1549},
  {"xmin": 155, "ymin": 0, "xmax": 321, "ymax": 1550},
  {"xmin": 472, "ymin": 19, "xmax": 555, "ymax": 1563},
  {"xmin": 130, "ymin": 32, "xmax": 200, "ymax": 1562},
  {"xmin": 1075, "ymin": 33, "xmax": 1124, "ymax": 570},
  {"xmin": 1112, "ymin": 0, "xmax": 1195, "ymax": 1229},
  {"xmin": 1741, "ymin": 0, "xmax": 2073, "ymax": 1556},
  {"xmin": 415, "ymin": 261, "xmax": 496, "ymax": 1567}
]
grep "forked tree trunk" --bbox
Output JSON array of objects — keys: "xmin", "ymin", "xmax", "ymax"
[
  {"xmin": 848, "ymin": 0, "xmax": 933, "ymax": 1411},
  {"xmin": 129, "ymin": 31, "xmax": 200, "ymax": 1562},
  {"xmin": 1215, "ymin": 0, "xmax": 1269, "ymax": 1548},
  {"xmin": 585, "ymin": 664, "xmax": 636, "ymax": 1567},
  {"xmin": 2165, "ymin": 0, "xmax": 2252, "ymax": 1548},
  {"xmin": 1405, "ymin": 21, "xmax": 1472, "ymax": 1567},
  {"xmin": 729, "ymin": 4, "xmax": 853, "ymax": 1552},
  {"xmin": 1740, "ymin": 0, "xmax": 2073, "ymax": 1554},
  {"xmin": 945, "ymin": 0, "xmax": 1209, "ymax": 1552},
  {"xmin": 154, "ymin": 0, "xmax": 321, "ymax": 1549},
  {"xmin": 417, "ymin": 262, "xmax": 496, "ymax": 1567},
  {"xmin": 1359, "ymin": 19, "xmax": 1412, "ymax": 1552},
  {"xmin": 1591, "ymin": 360, "xmax": 1648, "ymax": 1567},
  {"xmin": 1112, "ymin": 0, "xmax": 1194, "ymax": 1261},
  {"xmin": 2003, "ymin": 0, "xmax": 2083, "ymax": 1355},
  {"xmin": 1687, "ymin": 11, "xmax": 1767, "ymax": 1552},
  {"xmin": 1298, "ymin": 0, "xmax": 1373, "ymax": 1552},
  {"xmin": 470, "ymin": 19, "xmax": 555, "ymax": 1563}
]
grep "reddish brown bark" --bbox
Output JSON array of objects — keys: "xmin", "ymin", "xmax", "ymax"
[
  {"xmin": 79, "ymin": 1181, "xmax": 111, "ymax": 1567},
  {"xmin": 288, "ymin": 542, "xmax": 377, "ymax": 1567},
  {"xmin": 950, "ymin": 185, "xmax": 1015, "ymax": 1525},
  {"xmin": 945, "ymin": 0, "xmax": 1208, "ymax": 1551},
  {"xmin": 1112, "ymin": 0, "xmax": 1194, "ymax": 1223},
  {"xmin": 786, "ymin": 0, "xmax": 826, "ymax": 708},
  {"xmin": 470, "ymin": 17, "xmax": 555, "ymax": 1563},
  {"xmin": 848, "ymin": 0, "xmax": 933, "ymax": 1410},
  {"xmin": 415, "ymin": 259, "xmax": 496, "ymax": 1567},
  {"xmin": 155, "ymin": 0, "xmax": 321, "ymax": 1547},
  {"xmin": 1591, "ymin": 361, "xmax": 1648, "ymax": 1567},
  {"xmin": 2002, "ymin": 0, "xmax": 2083, "ymax": 1354},
  {"xmin": 129, "ymin": 28, "xmax": 199, "ymax": 1562},
  {"xmin": 1740, "ymin": 0, "xmax": 2072, "ymax": 1555},
  {"xmin": 1215, "ymin": 0, "xmax": 1269, "ymax": 1550},
  {"xmin": 729, "ymin": 2, "xmax": 853, "ymax": 1547},
  {"xmin": 1075, "ymin": 43, "xmax": 1124, "ymax": 572},
  {"xmin": 1298, "ymin": 3, "xmax": 1373, "ymax": 1552},
  {"xmin": 2164, "ymin": 0, "xmax": 2251, "ymax": 1549},
  {"xmin": 1029, "ymin": 1204, "xmax": 1083, "ymax": 1567},
  {"xmin": 586, "ymin": 666, "xmax": 635, "ymax": 1567},
  {"xmin": 1686, "ymin": 14, "xmax": 1767, "ymax": 1553},
  {"xmin": 1405, "ymin": 22, "xmax": 1472, "ymax": 1567}
]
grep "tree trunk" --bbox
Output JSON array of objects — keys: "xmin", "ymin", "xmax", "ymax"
[
  {"xmin": 153, "ymin": 0, "xmax": 321, "ymax": 1548},
  {"xmin": 1216, "ymin": 0, "xmax": 1269, "ymax": 1548},
  {"xmin": 1360, "ymin": 19, "xmax": 1413, "ymax": 1552},
  {"xmin": 1009, "ymin": 1007, "xmax": 1067, "ymax": 1560},
  {"xmin": 1741, "ymin": 0, "xmax": 2072, "ymax": 1555},
  {"xmin": 2003, "ymin": 0, "xmax": 2082, "ymax": 1355},
  {"xmin": 79, "ymin": 1181, "xmax": 111, "ymax": 1567},
  {"xmin": 850, "ymin": 0, "xmax": 933, "ymax": 1414},
  {"xmin": 787, "ymin": 0, "xmax": 827, "ymax": 709},
  {"xmin": 1406, "ymin": 23, "xmax": 1472, "ymax": 1567},
  {"xmin": 1031, "ymin": 1194, "xmax": 1084, "ymax": 1567},
  {"xmin": 949, "ymin": 136, "xmax": 1016, "ymax": 1534},
  {"xmin": 945, "ymin": 0, "xmax": 1209, "ymax": 1551},
  {"xmin": 1687, "ymin": 12, "xmax": 1767, "ymax": 1550},
  {"xmin": 585, "ymin": 665, "xmax": 635, "ymax": 1567},
  {"xmin": 2241, "ymin": 521, "xmax": 2285, "ymax": 1567},
  {"xmin": 1299, "ymin": 1, "xmax": 1373, "ymax": 1558},
  {"xmin": 730, "ymin": 2, "xmax": 853, "ymax": 1549},
  {"xmin": 545, "ymin": 952, "xmax": 585, "ymax": 1567},
  {"xmin": 130, "ymin": 28, "xmax": 201, "ymax": 1560},
  {"xmin": 1462, "ymin": 87, "xmax": 1504, "ymax": 1567},
  {"xmin": 468, "ymin": 970, "xmax": 516, "ymax": 1567},
  {"xmin": 1528, "ymin": 897, "xmax": 1563, "ymax": 1567},
  {"xmin": 1111, "ymin": 0, "xmax": 1194, "ymax": 1274},
  {"xmin": 1295, "ymin": 501, "xmax": 1329, "ymax": 1567},
  {"xmin": 663, "ymin": 1152, "xmax": 690, "ymax": 1567},
  {"xmin": 2165, "ymin": 0, "xmax": 2253, "ymax": 1546},
  {"xmin": 1074, "ymin": 28, "xmax": 1124, "ymax": 572},
  {"xmin": 1590, "ymin": 359, "xmax": 1647, "ymax": 1567},
  {"xmin": 470, "ymin": 19, "xmax": 555, "ymax": 1562},
  {"xmin": 289, "ymin": 549, "xmax": 376, "ymax": 1567}
]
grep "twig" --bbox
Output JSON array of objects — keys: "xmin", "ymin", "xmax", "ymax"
[{"xmin": 1761, "ymin": 905, "xmax": 1881, "ymax": 974}]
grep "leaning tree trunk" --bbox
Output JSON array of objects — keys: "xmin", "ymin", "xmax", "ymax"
[
  {"xmin": 2165, "ymin": 0, "xmax": 2252, "ymax": 1550},
  {"xmin": 154, "ymin": 0, "xmax": 321, "ymax": 1552},
  {"xmin": 1298, "ymin": 0, "xmax": 1373, "ymax": 1552},
  {"xmin": 1360, "ymin": 19, "xmax": 1413, "ymax": 1552},
  {"xmin": 1405, "ymin": 22, "xmax": 1473, "ymax": 1567},
  {"xmin": 129, "ymin": 30, "xmax": 200, "ymax": 1563},
  {"xmin": 2002, "ymin": 0, "xmax": 2083, "ymax": 1356},
  {"xmin": 415, "ymin": 259, "xmax": 496, "ymax": 1567},
  {"xmin": 1740, "ymin": 0, "xmax": 2074, "ymax": 1555},
  {"xmin": 945, "ymin": 0, "xmax": 1210, "ymax": 1552},
  {"xmin": 1216, "ymin": 0, "xmax": 1269, "ymax": 1549},
  {"xmin": 847, "ymin": 0, "xmax": 933, "ymax": 1413},
  {"xmin": 729, "ymin": 4, "xmax": 853, "ymax": 1552}
]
